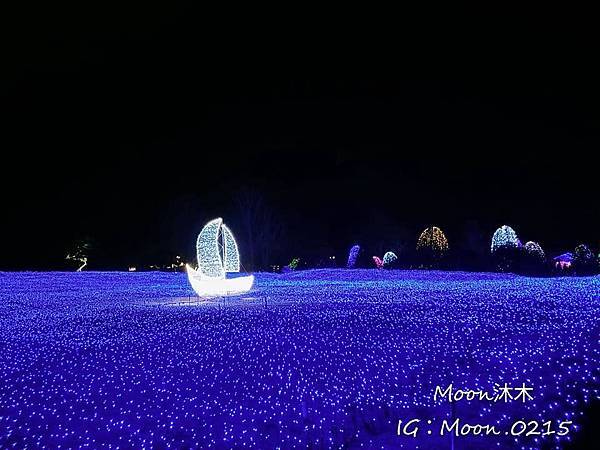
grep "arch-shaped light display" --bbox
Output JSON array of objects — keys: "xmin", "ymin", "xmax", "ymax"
[
  {"xmin": 416, "ymin": 226, "xmax": 449, "ymax": 254},
  {"xmin": 188, "ymin": 218, "xmax": 253, "ymax": 297},
  {"xmin": 491, "ymin": 225, "xmax": 519, "ymax": 253},
  {"xmin": 525, "ymin": 241, "xmax": 545, "ymax": 261},
  {"xmin": 383, "ymin": 251, "xmax": 397, "ymax": 266}
]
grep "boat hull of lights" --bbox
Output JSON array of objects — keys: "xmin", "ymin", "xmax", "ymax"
[{"xmin": 186, "ymin": 265, "xmax": 254, "ymax": 297}]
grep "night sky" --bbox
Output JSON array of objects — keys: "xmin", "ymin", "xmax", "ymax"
[{"xmin": 2, "ymin": 10, "xmax": 598, "ymax": 269}]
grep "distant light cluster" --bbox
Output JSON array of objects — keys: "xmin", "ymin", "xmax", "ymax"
[
  {"xmin": 1, "ymin": 271, "xmax": 598, "ymax": 448},
  {"xmin": 574, "ymin": 244, "xmax": 594, "ymax": 262},
  {"xmin": 416, "ymin": 226, "xmax": 449, "ymax": 255},
  {"xmin": 347, "ymin": 245, "xmax": 360, "ymax": 269},
  {"xmin": 382, "ymin": 251, "xmax": 397, "ymax": 266},
  {"xmin": 491, "ymin": 225, "xmax": 520, "ymax": 253},
  {"xmin": 525, "ymin": 241, "xmax": 545, "ymax": 261}
]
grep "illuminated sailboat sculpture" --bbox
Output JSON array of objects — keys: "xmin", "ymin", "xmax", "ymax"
[{"xmin": 186, "ymin": 218, "xmax": 254, "ymax": 297}]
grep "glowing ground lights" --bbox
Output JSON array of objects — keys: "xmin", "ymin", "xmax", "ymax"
[
  {"xmin": 0, "ymin": 270, "xmax": 598, "ymax": 448},
  {"xmin": 187, "ymin": 218, "xmax": 253, "ymax": 297}
]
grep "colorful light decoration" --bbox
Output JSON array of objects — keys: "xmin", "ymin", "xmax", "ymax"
[
  {"xmin": 187, "ymin": 218, "xmax": 253, "ymax": 297},
  {"xmin": 372, "ymin": 256, "xmax": 384, "ymax": 269},
  {"xmin": 287, "ymin": 258, "xmax": 300, "ymax": 270},
  {"xmin": 382, "ymin": 251, "xmax": 397, "ymax": 266},
  {"xmin": 416, "ymin": 226, "xmax": 449, "ymax": 255},
  {"xmin": 524, "ymin": 241, "xmax": 545, "ymax": 261},
  {"xmin": 347, "ymin": 244, "xmax": 360, "ymax": 269},
  {"xmin": 554, "ymin": 252, "xmax": 574, "ymax": 270},
  {"xmin": 490, "ymin": 225, "xmax": 519, "ymax": 253}
]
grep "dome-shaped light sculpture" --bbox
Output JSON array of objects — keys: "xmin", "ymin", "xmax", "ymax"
[
  {"xmin": 416, "ymin": 226, "xmax": 449, "ymax": 255},
  {"xmin": 186, "ymin": 218, "xmax": 254, "ymax": 297},
  {"xmin": 491, "ymin": 225, "xmax": 519, "ymax": 253},
  {"xmin": 525, "ymin": 241, "xmax": 545, "ymax": 261},
  {"xmin": 383, "ymin": 251, "xmax": 397, "ymax": 266}
]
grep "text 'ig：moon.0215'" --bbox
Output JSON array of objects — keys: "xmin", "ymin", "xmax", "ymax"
[{"xmin": 186, "ymin": 218, "xmax": 254, "ymax": 297}]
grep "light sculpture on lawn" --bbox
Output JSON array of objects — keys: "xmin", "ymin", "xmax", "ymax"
[
  {"xmin": 491, "ymin": 225, "xmax": 519, "ymax": 253},
  {"xmin": 416, "ymin": 226, "xmax": 449, "ymax": 255},
  {"xmin": 382, "ymin": 251, "xmax": 397, "ymax": 266},
  {"xmin": 525, "ymin": 241, "xmax": 545, "ymax": 261},
  {"xmin": 347, "ymin": 245, "xmax": 360, "ymax": 268},
  {"xmin": 186, "ymin": 218, "xmax": 253, "ymax": 297}
]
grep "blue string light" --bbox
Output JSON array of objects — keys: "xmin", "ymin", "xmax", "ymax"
[{"xmin": 0, "ymin": 269, "xmax": 598, "ymax": 448}]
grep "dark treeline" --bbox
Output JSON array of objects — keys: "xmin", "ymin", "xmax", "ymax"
[{"xmin": 51, "ymin": 184, "xmax": 598, "ymax": 277}]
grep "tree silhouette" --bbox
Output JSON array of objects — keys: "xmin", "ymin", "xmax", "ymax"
[{"xmin": 235, "ymin": 187, "xmax": 283, "ymax": 271}]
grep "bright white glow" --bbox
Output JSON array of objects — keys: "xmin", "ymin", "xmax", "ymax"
[
  {"xmin": 383, "ymin": 251, "xmax": 397, "ymax": 266},
  {"xmin": 221, "ymin": 224, "xmax": 240, "ymax": 273},
  {"xmin": 491, "ymin": 225, "xmax": 519, "ymax": 253},
  {"xmin": 187, "ymin": 265, "xmax": 254, "ymax": 297},
  {"xmin": 197, "ymin": 218, "xmax": 225, "ymax": 279},
  {"xmin": 189, "ymin": 218, "xmax": 253, "ymax": 297}
]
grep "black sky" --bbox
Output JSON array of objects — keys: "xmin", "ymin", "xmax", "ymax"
[{"xmin": 1, "ymin": 9, "xmax": 598, "ymax": 269}]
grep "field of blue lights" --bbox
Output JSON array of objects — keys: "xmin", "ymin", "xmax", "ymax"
[{"xmin": 1, "ymin": 270, "xmax": 599, "ymax": 449}]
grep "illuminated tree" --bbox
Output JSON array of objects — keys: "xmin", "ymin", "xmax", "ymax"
[
  {"xmin": 383, "ymin": 251, "xmax": 397, "ymax": 266},
  {"xmin": 417, "ymin": 226, "xmax": 449, "ymax": 254},
  {"xmin": 491, "ymin": 225, "xmax": 519, "ymax": 253},
  {"xmin": 347, "ymin": 244, "xmax": 360, "ymax": 269},
  {"xmin": 573, "ymin": 244, "xmax": 597, "ymax": 274},
  {"xmin": 524, "ymin": 241, "xmax": 545, "ymax": 262},
  {"xmin": 372, "ymin": 256, "xmax": 383, "ymax": 269},
  {"xmin": 521, "ymin": 241, "xmax": 547, "ymax": 274},
  {"xmin": 574, "ymin": 244, "xmax": 593, "ymax": 261},
  {"xmin": 491, "ymin": 225, "xmax": 521, "ymax": 272},
  {"xmin": 66, "ymin": 239, "xmax": 91, "ymax": 271}
]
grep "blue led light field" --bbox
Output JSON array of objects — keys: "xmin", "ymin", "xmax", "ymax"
[{"xmin": 0, "ymin": 270, "xmax": 598, "ymax": 449}]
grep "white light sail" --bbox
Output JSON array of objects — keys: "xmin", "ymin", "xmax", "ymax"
[
  {"xmin": 221, "ymin": 224, "xmax": 240, "ymax": 273},
  {"xmin": 196, "ymin": 218, "xmax": 225, "ymax": 279},
  {"xmin": 188, "ymin": 217, "xmax": 254, "ymax": 297}
]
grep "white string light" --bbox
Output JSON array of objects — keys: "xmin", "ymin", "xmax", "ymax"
[
  {"xmin": 525, "ymin": 241, "xmax": 545, "ymax": 261},
  {"xmin": 189, "ymin": 218, "xmax": 253, "ymax": 297},
  {"xmin": 383, "ymin": 251, "xmax": 397, "ymax": 266},
  {"xmin": 491, "ymin": 225, "xmax": 519, "ymax": 253},
  {"xmin": 416, "ymin": 226, "xmax": 449, "ymax": 255},
  {"xmin": 221, "ymin": 224, "xmax": 240, "ymax": 273},
  {"xmin": 196, "ymin": 218, "xmax": 225, "ymax": 279}
]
